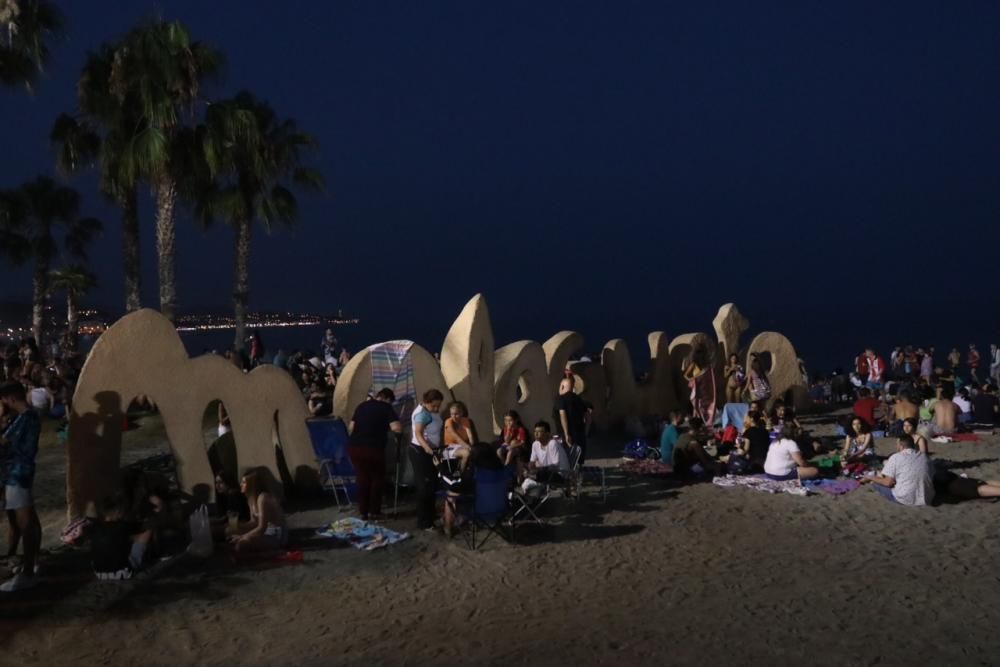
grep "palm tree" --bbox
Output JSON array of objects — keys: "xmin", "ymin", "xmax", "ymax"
[
  {"xmin": 199, "ymin": 91, "xmax": 322, "ymax": 350},
  {"xmin": 106, "ymin": 20, "xmax": 222, "ymax": 322},
  {"xmin": 48, "ymin": 265, "xmax": 96, "ymax": 355},
  {"xmin": 52, "ymin": 44, "xmax": 143, "ymax": 313},
  {"xmin": 0, "ymin": 0, "xmax": 64, "ymax": 91},
  {"xmin": 1, "ymin": 177, "xmax": 101, "ymax": 349}
]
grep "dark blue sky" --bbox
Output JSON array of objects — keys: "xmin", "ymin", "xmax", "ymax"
[{"xmin": 2, "ymin": 1, "xmax": 999, "ymax": 370}]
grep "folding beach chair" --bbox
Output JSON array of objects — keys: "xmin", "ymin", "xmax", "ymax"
[
  {"xmin": 512, "ymin": 445, "xmax": 583, "ymax": 524},
  {"xmin": 305, "ymin": 418, "xmax": 354, "ymax": 510},
  {"xmin": 463, "ymin": 466, "xmax": 517, "ymax": 551}
]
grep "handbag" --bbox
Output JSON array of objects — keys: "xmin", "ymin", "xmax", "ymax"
[{"xmin": 187, "ymin": 504, "xmax": 214, "ymax": 558}]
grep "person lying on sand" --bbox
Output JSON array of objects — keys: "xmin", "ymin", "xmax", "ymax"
[{"xmin": 229, "ymin": 470, "xmax": 287, "ymax": 554}]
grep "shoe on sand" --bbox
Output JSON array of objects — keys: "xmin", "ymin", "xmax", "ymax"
[
  {"xmin": 10, "ymin": 564, "xmax": 40, "ymax": 575},
  {"xmin": 0, "ymin": 572, "xmax": 39, "ymax": 592}
]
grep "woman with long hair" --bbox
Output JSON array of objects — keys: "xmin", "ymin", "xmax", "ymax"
[{"xmin": 229, "ymin": 469, "xmax": 287, "ymax": 553}]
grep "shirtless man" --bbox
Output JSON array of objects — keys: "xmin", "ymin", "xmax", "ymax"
[
  {"xmin": 933, "ymin": 385, "xmax": 958, "ymax": 435},
  {"xmin": 893, "ymin": 392, "xmax": 920, "ymax": 422}
]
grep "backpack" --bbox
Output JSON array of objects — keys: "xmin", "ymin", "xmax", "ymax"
[{"xmin": 726, "ymin": 452, "xmax": 752, "ymax": 475}]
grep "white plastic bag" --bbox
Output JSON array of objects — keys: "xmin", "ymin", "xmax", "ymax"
[{"xmin": 187, "ymin": 504, "xmax": 213, "ymax": 558}]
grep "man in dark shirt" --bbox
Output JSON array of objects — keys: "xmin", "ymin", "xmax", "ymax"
[
  {"xmin": 973, "ymin": 384, "xmax": 999, "ymax": 425},
  {"xmin": 347, "ymin": 388, "xmax": 402, "ymax": 520},
  {"xmin": 556, "ymin": 377, "xmax": 592, "ymax": 464}
]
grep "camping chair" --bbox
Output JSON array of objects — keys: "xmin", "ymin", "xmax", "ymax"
[
  {"xmin": 462, "ymin": 466, "xmax": 516, "ymax": 551},
  {"xmin": 512, "ymin": 445, "xmax": 583, "ymax": 524},
  {"xmin": 305, "ymin": 418, "xmax": 354, "ymax": 510}
]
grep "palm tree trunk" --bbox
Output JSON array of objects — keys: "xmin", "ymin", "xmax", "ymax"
[
  {"xmin": 154, "ymin": 174, "xmax": 178, "ymax": 323},
  {"xmin": 120, "ymin": 187, "xmax": 142, "ymax": 313},
  {"xmin": 233, "ymin": 217, "xmax": 251, "ymax": 352},
  {"xmin": 31, "ymin": 259, "xmax": 48, "ymax": 351},
  {"xmin": 65, "ymin": 291, "xmax": 78, "ymax": 355}
]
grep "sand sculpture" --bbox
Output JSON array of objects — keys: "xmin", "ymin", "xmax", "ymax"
[{"xmin": 67, "ymin": 296, "xmax": 805, "ymax": 515}]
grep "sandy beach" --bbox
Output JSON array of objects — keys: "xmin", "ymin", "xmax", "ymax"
[{"xmin": 3, "ymin": 412, "xmax": 1000, "ymax": 666}]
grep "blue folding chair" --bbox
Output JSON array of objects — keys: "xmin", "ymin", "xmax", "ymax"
[
  {"xmin": 464, "ymin": 466, "xmax": 516, "ymax": 551},
  {"xmin": 305, "ymin": 418, "xmax": 355, "ymax": 510}
]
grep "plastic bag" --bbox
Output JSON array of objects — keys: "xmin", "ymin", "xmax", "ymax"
[{"xmin": 187, "ymin": 504, "xmax": 213, "ymax": 558}]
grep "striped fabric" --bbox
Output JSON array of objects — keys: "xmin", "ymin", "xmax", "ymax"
[{"xmin": 368, "ymin": 340, "xmax": 416, "ymax": 419}]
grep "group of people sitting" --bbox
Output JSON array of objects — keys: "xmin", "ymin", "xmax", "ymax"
[{"xmin": 344, "ymin": 376, "xmax": 592, "ymax": 536}]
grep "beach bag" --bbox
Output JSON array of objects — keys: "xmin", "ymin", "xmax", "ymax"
[
  {"xmin": 187, "ymin": 505, "xmax": 213, "ymax": 558},
  {"xmin": 623, "ymin": 439, "xmax": 654, "ymax": 460}
]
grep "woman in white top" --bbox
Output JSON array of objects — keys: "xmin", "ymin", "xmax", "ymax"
[{"xmin": 763, "ymin": 425, "xmax": 818, "ymax": 481}]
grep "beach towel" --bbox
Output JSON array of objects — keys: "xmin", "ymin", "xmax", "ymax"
[
  {"xmin": 689, "ymin": 367, "xmax": 717, "ymax": 426},
  {"xmin": 947, "ymin": 433, "xmax": 980, "ymax": 442},
  {"xmin": 712, "ymin": 474, "xmax": 809, "ymax": 496},
  {"xmin": 802, "ymin": 479, "xmax": 861, "ymax": 496},
  {"xmin": 368, "ymin": 340, "xmax": 416, "ymax": 419},
  {"xmin": 316, "ymin": 517, "xmax": 411, "ymax": 551}
]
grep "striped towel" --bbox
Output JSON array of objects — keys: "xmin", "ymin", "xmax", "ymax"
[{"xmin": 368, "ymin": 340, "xmax": 416, "ymax": 419}]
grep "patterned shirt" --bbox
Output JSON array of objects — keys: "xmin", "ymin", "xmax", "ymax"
[
  {"xmin": 880, "ymin": 449, "xmax": 934, "ymax": 506},
  {"xmin": 2, "ymin": 408, "xmax": 40, "ymax": 488}
]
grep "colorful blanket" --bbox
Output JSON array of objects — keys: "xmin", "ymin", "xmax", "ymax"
[
  {"xmin": 368, "ymin": 340, "xmax": 416, "ymax": 419},
  {"xmin": 712, "ymin": 474, "xmax": 809, "ymax": 496},
  {"xmin": 316, "ymin": 518, "xmax": 410, "ymax": 551},
  {"xmin": 802, "ymin": 479, "xmax": 861, "ymax": 496}
]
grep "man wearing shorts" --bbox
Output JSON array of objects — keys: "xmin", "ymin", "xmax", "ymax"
[{"xmin": 0, "ymin": 381, "xmax": 42, "ymax": 591}]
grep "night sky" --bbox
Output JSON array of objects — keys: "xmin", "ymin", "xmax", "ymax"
[{"xmin": 2, "ymin": 1, "xmax": 999, "ymax": 371}]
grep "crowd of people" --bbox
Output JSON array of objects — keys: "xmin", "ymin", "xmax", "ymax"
[{"xmin": 344, "ymin": 375, "xmax": 592, "ymax": 536}]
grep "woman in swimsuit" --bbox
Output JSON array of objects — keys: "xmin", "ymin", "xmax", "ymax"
[
  {"xmin": 901, "ymin": 417, "xmax": 928, "ymax": 454},
  {"xmin": 230, "ymin": 469, "xmax": 287, "ymax": 553}
]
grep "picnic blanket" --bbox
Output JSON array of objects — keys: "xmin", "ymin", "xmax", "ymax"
[
  {"xmin": 712, "ymin": 474, "xmax": 809, "ymax": 496},
  {"xmin": 620, "ymin": 459, "xmax": 673, "ymax": 476},
  {"xmin": 802, "ymin": 479, "xmax": 861, "ymax": 496},
  {"xmin": 316, "ymin": 518, "xmax": 410, "ymax": 551}
]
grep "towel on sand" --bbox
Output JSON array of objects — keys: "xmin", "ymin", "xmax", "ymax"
[
  {"xmin": 713, "ymin": 474, "xmax": 809, "ymax": 496},
  {"xmin": 316, "ymin": 518, "xmax": 410, "ymax": 551}
]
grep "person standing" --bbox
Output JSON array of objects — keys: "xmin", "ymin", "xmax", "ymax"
[
  {"xmin": 968, "ymin": 344, "xmax": 981, "ymax": 384},
  {"xmin": 865, "ymin": 348, "xmax": 885, "ymax": 388},
  {"xmin": 724, "ymin": 353, "xmax": 745, "ymax": 404},
  {"xmin": 556, "ymin": 377, "xmax": 591, "ymax": 464},
  {"xmin": 409, "ymin": 389, "xmax": 444, "ymax": 531},
  {"xmin": 0, "ymin": 382, "xmax": 42, "ymax": 591},
  {"xmin": 348, "ymin": 388, "xmax": 402, "ymax": 521},
  {"xmin": 990, "ymin": 344, "xmax": 1000, "ymax": 387}
]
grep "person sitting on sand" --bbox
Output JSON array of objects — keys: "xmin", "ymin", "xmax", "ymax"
[
  {"xmin": 763, "ymin": 425, "xmax": 818, "ymax": 482},
  {"xmin": 953, "ymin": 388, "xmax": 973, "ymax": 425},
  {"xmin": 443, "ymin": 401, "xmax": 477, "ymax": 473},
  {"xmin": 852, "ymin": 387, "xmax": 882, "ymax": 430},
  {"xmin": 672, "ymin": 417, "xmax": 718, "ymax": 476},
  {"xmin": 498, "ymin": 409, "xmax": 528, "ymax": 469},
  {"xmin": 973, "ymin": 383, "xmax": 999, "ymax": 425},
  {"xmin": 901, "ymin": 418, "xmax": 928, "ymax": 454},
  {"xmin": 842, "ymin": 417, "xmax": 875, "ymax": 463},
  {"xmin": 528, "ymin": 421, "xmax": 570, "ymax": 483},
  {"xmin": 659, "ymin": 411, "xmax": 682, "ymax": 465},
  {"xmin": 229, "ymin": 470, "xmax": 287, "ymax": 553},
  {"xmin": 735, "ymin": 411, "xmax": 770, "ymax": 470},
  {"xmin": 893, "ymin": 391, "xmax": 920, "ymax": 423},
  {"xmin": 861, "ymin": 435, "xmax": 933, "ymax": 506},
  {"xmin": 933, "ymin": 385, "xmax": 959, "ymax": 435}
]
